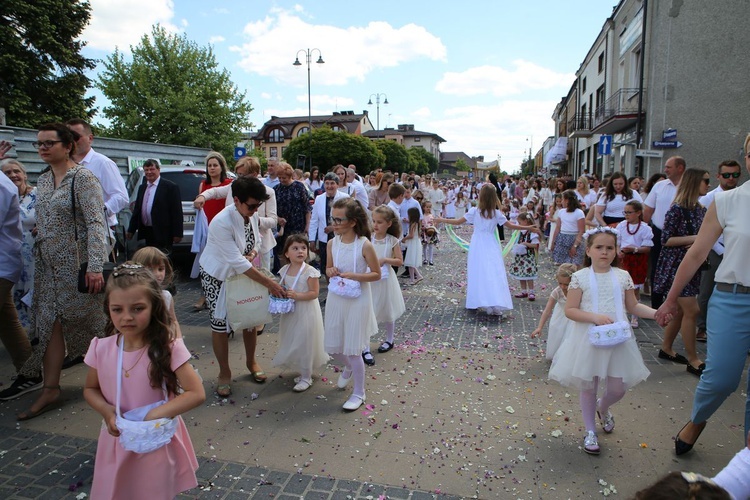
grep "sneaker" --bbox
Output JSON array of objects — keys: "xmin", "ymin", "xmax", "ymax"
[
  {"xmin": 528, "ymin": 292, "xmax": 536, "ymax": 301},
  {"xmin": 630, "ymin": 316, "xmax": 639, "ymax": 328},
  {"xmin": 429, "ymin": 262, "xmax": 434, "ymax": 266},
  {"xmin": 583, "ymin": 431, "xmax": 600, "ymax": 455},
  {"xmin": 0, "ymin": 374, "xmax": 43, "ymax": 401}
]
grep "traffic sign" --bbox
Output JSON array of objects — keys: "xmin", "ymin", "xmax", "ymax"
[
  {"xmin": 652, "ymin": 140, "xmax": 683, "ymax": 149},
  {"xmin": 636, "ymin": 149, "xmax": 663, "ymax": 158},
  {"xmin": 662, "ymin": 128, "xmax": 677, "ymax": 140},
  {"xmin": 234, "ymin": 147, "xmax": 246, "ymax": 160},
  {"xmin": 598, "ymin": 135, "xmax": 612, "ymax": 155}
]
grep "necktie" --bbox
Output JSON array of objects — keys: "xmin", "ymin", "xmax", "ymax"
[{"xmin": 141, "ymin": 183, "xmax": 154, "ymax": 226}]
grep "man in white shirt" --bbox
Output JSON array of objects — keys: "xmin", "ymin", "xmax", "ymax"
[
  {"xmin": 644, "ymin": 155, "xmax": 686, "ymax": 308},
  {"xmin": 263, "ymin": 160, "xmax": 280, "ymax": 188},
  {"xmin": 696, "ymin": 160, "xmax": 742, "ymax": 339},
  {"xmin": 66, "ymin": 119, "xmax": 129, "ymax": 239},
  {"xmin": 346, "ymin": 165, "xmax": 369, "ymax": 209}
]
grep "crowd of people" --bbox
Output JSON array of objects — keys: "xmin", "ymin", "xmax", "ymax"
[{"xmin": 1, "ymin": 127, "xmax": 749, "ymax": 498}]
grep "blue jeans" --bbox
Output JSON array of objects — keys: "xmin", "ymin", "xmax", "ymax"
[{"xmin": 692, "ymin": 287, "xmax": 750, "ymax": 440}]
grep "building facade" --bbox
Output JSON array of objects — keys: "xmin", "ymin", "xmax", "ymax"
[{"xmin": 362, "ymin": 124, "xmax": 445, "ymax": 160}]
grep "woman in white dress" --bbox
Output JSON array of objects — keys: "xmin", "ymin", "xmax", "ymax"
[{"xmin": 435, "ymin": 185, "xmax": 540, "ymax": 316}]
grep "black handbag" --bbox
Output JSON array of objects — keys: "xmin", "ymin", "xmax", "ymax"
[
  {"xmin": 71, "ymin": 170, "xmax": 115, "ymax": 293},
  {"xmin": 681, "ymin": 207, "xmax": 710, "ymax": 271}
]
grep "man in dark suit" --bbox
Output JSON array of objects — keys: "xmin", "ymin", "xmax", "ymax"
[{"xmin": 126, "ymin": 159, "xmax": 183, "ymax": 254}]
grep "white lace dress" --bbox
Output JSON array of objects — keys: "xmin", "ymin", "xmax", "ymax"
[
  {"xmin": 324, "ymin": 236, "xmax": 378, "ymax": 355},
  {"xmin": 548, "ymin": 267, "xmax": 650, "ymax": 390},
  {"xmin": 545, "ymin": 286, "xmax": 572, "ymax": 360}
]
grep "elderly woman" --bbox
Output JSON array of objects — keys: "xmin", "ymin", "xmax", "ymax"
[
  {"xmin": 656, "ymin": 134, "xmax": 750, "ymax": 455},
  {"xmin": 199, "ymin": 176, "xmax": 285, "ymax": 396},
  {"xmin": 368, "ymin": 172, "xmax": 394, "ymax": 209},
  {"xmin": 0, "ymin": 124, "xmax": 108, "ymax": 419},
  {"xmin": 1, "ymin": 159, "xmax": 36, "ymax": 333},
  {"xmin": 274, "ymin": 162, "xmax": 311, "ymax": 269}
]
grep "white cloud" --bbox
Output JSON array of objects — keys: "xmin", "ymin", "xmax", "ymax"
[
  {"xmin": 436, "ymin": 60, "xmax": 574, "ymax": 97},
  {"xmin": 432, "ymin": 100, "xmax": 558, "ymax": 170},
  {"xmin": 209, "ymin": 35, "xmax": 226, "ymax": 44},
  {"xmin": 412, "ymin": 107, "xmax": 432, "ymax": 118},
  {"xmin": 81, "ymin": 0, "xmax": 178, "ymax": 52},
  {"xmin": 214, "ymin": 7, "xmax": 230, "ymax": 14},
  {"xmin": 296, "ymin": 94, "xmax": 355, "ymax": 109},
  {"xmin": 260, "ymin": 92, "xmax": 273, "ymax": 99},
  {"xmin": 230, "ymin": 9, "xmax": 446, "ymax": 86}
]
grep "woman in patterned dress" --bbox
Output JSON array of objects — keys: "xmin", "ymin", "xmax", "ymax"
[
  {"xmin": 14, "ymin": 123, "xmax": 109, "ymax": 420},
  {"xmin": 274, "ymin": 162, "xmax": 311, "ymax": 270},
  {"xmin": 1, "ymin": 159, "xmax": 36, "ymax": 334}
]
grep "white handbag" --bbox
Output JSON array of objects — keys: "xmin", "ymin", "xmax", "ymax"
[
  {"xmin": 587, "ymin": 269, "xmax": 632, "ymax": 347},
  {"xmin": 115, "ymin": 339, "xmax": 178, "ymax": 454},
  {"xmin": 225, "ymin": 273, "xmax": 272, "ymax": 332},
  {"xmin": 511, "ymin": 243, "xmax": 527, "ymax": 255},
  {"xmin": 328, "ymin": 237, "xmax": 362, "ymax": 298},
  {"xmin": 268, "ymin": 264, "xmax": 305, "ymax": 314}
]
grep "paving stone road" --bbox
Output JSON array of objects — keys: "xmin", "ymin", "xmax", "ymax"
[{"xmin": 0, "ymin": 225, "xmax": 746, "ymax": 499}]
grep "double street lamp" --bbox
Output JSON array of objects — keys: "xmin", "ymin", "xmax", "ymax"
[
  {"xmin": 367, "ymin": 93, "xmax": 388, "ymax": 137},
  {"xmin": 293, "ymin": 48, "xmax": 324, "ymax": 170}
]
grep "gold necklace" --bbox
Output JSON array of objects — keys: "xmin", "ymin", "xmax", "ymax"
[{"xmin": 123, "ymin": 346, "xmax": 147, "ymax": 378}]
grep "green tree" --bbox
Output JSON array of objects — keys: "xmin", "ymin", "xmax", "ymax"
[
  {"xmin": 408, "ymin": 147, "xmax": 438, "ymax": 175},
  {"xmin": 454, "ymin": 157, "xmax": 471, "ymax": 172},
  {"xmin": 97, "ymin": 25, "xmax": 252, "ymax": 156},
  {"xmin": 282, "ymin": 127, "xmax": 384, "ymax": 173},
  {"xmin": 0, "ymin": 0, "xmax": 96, "ymax": 127},
  {"xmin": 247, "ymin": 147, "xmax": 268, "ymax": 173},
  {"xmin": 374, "ymin": 140, "xmax": 410, "ymax": 173}
]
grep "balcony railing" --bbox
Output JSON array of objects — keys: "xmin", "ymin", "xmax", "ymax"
[
  {"xmin": 567, "ymin": 114, "xmax": 592, "ymax": 136},
  {"xmin": 594, "ymin": 88, "xmax": 643, "ymax": 128}
]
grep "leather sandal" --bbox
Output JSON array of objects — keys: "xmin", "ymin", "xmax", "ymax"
[
  {"xmin": 17, "ymin": 386, "xmax": 63, "ymax": 421},
  {"xmin": 216, "ymin": 383, "xmax": 232, "ymax": 397},
  {"xmin": 250, "ymin": 370, "xmax": 267, "ymax": 383}
]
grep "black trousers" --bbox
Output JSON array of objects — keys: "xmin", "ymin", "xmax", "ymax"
[{"xmin": 649, "ymin": 225, "xmax": 663, "ymax": 309}]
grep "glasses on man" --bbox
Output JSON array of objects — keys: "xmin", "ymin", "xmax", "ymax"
[
  {"xmin": 719, "ymin": 172, "xmax": 741, "ymax": 179},
  {"xmin": 32, "ymin": 140, "xmax": 63, "ymax": 150},
  {"xmin": 244, "ymin": 201, "xmax": 264, "ymax": 211},
  {"xmin": 330, "ymin": 217, "xmax": 349, "ymax": 225}
]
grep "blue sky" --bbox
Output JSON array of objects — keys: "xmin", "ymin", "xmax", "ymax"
[{"xmin": 81, "ymin": 1, "xmax": 617, "ymax": 171}]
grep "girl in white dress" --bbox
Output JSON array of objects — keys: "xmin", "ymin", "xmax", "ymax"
[
  {"xmin": 402, "ymin": 207, "xmax": 424, "ymax": 285},
  {"xmin": 370, "ymin": 206, "xmax": 406, "ymax": 354},
  {"xmin": 132, "ymin": 247, "xmax": 182, "ymax": 339},
  {"xmin": 272, "ymin": 234, "xmax": 329, "ymax": 392},
  {"xmin": 454, "ymin": 191, "xmax": 468, "ymax": 219},
  {"xmin": 548, "ymin": 227, "xmax": 655, "ymax": 455},
  {"xmin": 531, "ymin": 264, "xmax": 576, "ymax": 360},
  {"xmin": 435, "ymin": 185, "xmax": 540, "ymax": 316},
  {"xmin": 325, "ymin": 198, "xmax": 380, "ymax": 411}
]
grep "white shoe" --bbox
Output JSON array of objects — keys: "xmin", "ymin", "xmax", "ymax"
[
  {"xmin": 343, "ymin": 394, "xmax": 366, "ymax": 411},
  {"xmin": 293, "ymin": 379, "xmax": 312, "ymax": 392},
  {"xmin": 337, "ymin": 369, "xmax": 352, "ymax": 389}
]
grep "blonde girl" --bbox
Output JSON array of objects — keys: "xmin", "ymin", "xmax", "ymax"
[
  {"xmin": 421, "ymin": 201, "xmax": 439, "ymax": 266},
  {"xmin": 531, "ymin": 264, "xmax": 576, "ymax": 360},
  {"xmin": 272, "ymin": 234, "xmax": 329, "ymax": 392},
  {"xmin": 325, "ymin": 198, "xmax": 381, "ymax": 411},
  {"xmin": 83, "ymin": 264, "xmax": 205, "ymax": 499},
  {"xmin": 370, "ymin": 206, "xmax": 406, "ymax": 354},
  {"xmin": 509, "ymin": 213, "xmax": 541, "ymax": 301},
  {"xmin": 402, "ymin": 207, "xmax": 424, "ymax": 285},
  {"xmin": 549, "ymin": 228, "xmax": 655, "ymax": 455},
  {"xmin": 132, "ymin": 246, "xmax": 182, "ymax": 339}
]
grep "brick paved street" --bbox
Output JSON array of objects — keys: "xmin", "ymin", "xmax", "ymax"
[{"xmin": 0, "ymin": 225, "xmax": 747, "ymax": 499}]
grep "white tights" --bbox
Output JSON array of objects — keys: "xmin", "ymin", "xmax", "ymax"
[
  {"xmin": 579, "ymin": 376, "xmax": 626, "ymax": 432},
  {"xmin": 332, "ymin": 353, "xmax": 366, "ymax": 397}
]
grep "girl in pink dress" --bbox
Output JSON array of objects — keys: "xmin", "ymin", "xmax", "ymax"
[{"xmin": 84, "ymin": 264, "xmax": 206, "ymax": 499}]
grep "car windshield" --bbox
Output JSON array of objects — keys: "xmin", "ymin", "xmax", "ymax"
[{"xmin": 161, "ymin": 171, "xmax": 206, "ymax": 201}]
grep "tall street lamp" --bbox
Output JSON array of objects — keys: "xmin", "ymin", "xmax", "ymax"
[
  {"xmin": 367, "ymin": 93, "xmax": 388, "ymax": 137},
  {"xmin": 293, "ymin": 48, "xmax": 324, "ymax": 170}
]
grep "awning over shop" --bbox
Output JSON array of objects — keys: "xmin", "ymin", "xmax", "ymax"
[{"xmin": 545, "ymin": 137, "xmax": 568, "ymax": 164}]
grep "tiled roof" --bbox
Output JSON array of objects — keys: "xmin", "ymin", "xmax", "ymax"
[
  {"xmin": 362, "ymin": 129, "xmax": 446, "ymax": 143},
  {"xmin": 254, "ymin": 112, "xmax": 370, "ymax": 139}
]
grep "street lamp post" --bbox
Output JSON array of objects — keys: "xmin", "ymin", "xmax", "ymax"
[
  {"xmin": 293, "ymin": 48, "xmax": 324, "ymax": 170},
  {"xmin": 367, "ymin": 93, "xmax": 389, "ymax": 137}
]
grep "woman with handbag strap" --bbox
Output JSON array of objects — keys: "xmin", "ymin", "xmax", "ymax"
[
  {"xmin": 1, "ymin": 124, "xmax": 109, "ymax": 419},
  {"xmin": 652, "ymin": 169, "xmax": 710, "ymax": 377},
  {"xmin": 199, "ymin": 176, "xmax": 285, "ymax": 397}
]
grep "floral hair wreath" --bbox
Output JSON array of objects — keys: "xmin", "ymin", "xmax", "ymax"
[
  {"xmin": 112, "ymin": 263, "xmax": 144, "ymax": 277},
  {"xmin": 583, "ymin": 226, "xmax": 620, "ymax": 246}
]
